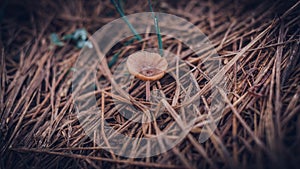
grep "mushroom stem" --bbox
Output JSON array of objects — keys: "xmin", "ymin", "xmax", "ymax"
[{"xmin": 146, "ymin": 81, "xmax": 150, "ymax": 101}]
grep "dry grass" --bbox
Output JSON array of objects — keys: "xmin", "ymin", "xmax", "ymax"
[{"xmin": 1, "ymin": 0, "xmax": 300, "ymax": 169}]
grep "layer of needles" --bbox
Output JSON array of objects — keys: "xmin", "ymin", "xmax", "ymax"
[{"xmin": 0, "ymin": 0, "xmax": 300, "ymax": 169}]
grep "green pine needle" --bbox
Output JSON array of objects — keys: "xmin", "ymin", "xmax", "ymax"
[
  {"xmin": 111, "ymin": 0, "xmax": 142, "ymax": 41},
  {"xmin": 148, "ymin": 0, "xmax": 163, "ymax": 56}
]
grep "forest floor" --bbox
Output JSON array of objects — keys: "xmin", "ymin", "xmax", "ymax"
[{"xmin": 1, "ymin": 0, "xmax": 300, "ymax": 169}]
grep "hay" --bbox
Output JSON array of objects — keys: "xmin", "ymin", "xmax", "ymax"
[{"xmin": 1, "ymin": 0, "xmax": 300, "ymax": 168}]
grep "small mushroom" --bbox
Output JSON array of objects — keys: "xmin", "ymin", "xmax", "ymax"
[{"xmin": 126, "ymin": 51, "xmax": 168, "ymax": 101}]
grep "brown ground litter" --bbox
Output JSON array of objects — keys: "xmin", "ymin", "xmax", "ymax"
[{"xmin": 1, "ymin": 0, "xmax": 300, "ymax": 169}]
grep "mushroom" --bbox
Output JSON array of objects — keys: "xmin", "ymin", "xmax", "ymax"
[{"xmin": 126, "ymin": 51, "xmax": 168, "ymax": 101}]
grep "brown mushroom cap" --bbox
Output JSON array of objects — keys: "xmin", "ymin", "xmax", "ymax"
[{"xmin": 126, "ymin": 51, "xmax": 168, "ymax": 81}]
